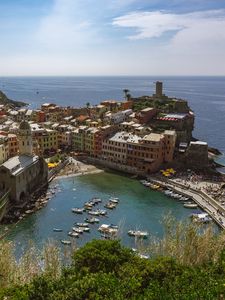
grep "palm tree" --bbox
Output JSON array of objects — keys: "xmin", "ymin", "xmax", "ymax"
[{"xmin": 123, "ymin": 89, "xmax": 130, "ymax": 101}]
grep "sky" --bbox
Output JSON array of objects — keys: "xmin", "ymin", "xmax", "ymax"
[{"xmin": 0, "ymin": 0, "xmax": 225, "ymax": 76}]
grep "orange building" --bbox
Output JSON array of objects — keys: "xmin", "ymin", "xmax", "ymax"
[{"xmin": 7, "ymin": 134, "xmax": 19, "ymax": 157}]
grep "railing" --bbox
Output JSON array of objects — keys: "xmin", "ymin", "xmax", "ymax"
[{"xmin": 48, "ymin": 158, "xmax": 69, "ymax": 182}]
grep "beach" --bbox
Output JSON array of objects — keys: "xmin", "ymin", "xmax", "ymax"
[{"xmin": 54, "ymin": 157, "xmax": 104, "ymax": 179}]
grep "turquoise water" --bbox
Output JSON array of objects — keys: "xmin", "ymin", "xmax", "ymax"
[{"xmin": 6, "ymin": 172, "xmax": 197, "ymax": 253}]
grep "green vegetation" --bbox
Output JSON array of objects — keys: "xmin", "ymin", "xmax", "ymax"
[
  {"xmin": 1, "ymin": 219, "xmax": 225, "ymax": 299},
  {"xmin": 49, "ymin": 153, "xmax": 66, "ymax": 163}
]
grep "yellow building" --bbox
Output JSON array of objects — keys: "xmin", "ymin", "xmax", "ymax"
[
  {"xmin": 31, "ymin": 124, "xmax": 58, "ymax": 155},
  {"xmin": 72, "ymin": 126, "xmax": 87, "ymax": 152},
  {"xmin": 0, "ymin": 135, "xmax": 9, "ymax": 164}
]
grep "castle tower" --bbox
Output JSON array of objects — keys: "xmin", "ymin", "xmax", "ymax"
[
  {"xmin": 155, "ymin": 81, "xmax": 163, "ymax": 97},
  {"xmin": 18, "ymin": 121, "xmax": 33, "ymax": 155}
]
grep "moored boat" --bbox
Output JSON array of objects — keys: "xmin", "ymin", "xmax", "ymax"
[
  {"xmin": 184, "ymin": 202, "xmax": 198, "ymax": 209},
  {"xmin": 104, "ymin": 202, "xmax": 117, "ymax": 209},
  {"xmin": 72, "ymin": 227, "xmax": 83, "ymax": 233},
  {"xmin": 128, "ymin": 230, "xmax": 148, "ymax": 238},
  {"xmin": 53, "ymin": 228, "xmax": 63, "ymax": 232},
  {"xmin": 61, "ymin": 240, "xmax": 72, "ymax": 245},
  {"xmin": 98, "ymin": 224, "xmax": 118, "ymax": 234},
  {"xmin": 76, "ymin": 222, "xmax": 89, "ymax": 227},
  {"xmin": 71, "ymin": 208, "xmax": 85, "ymax": 214},
  {"xmin": 88, "ymin": 210, "xmax": 100, "ymax": 216},
  {"xmin": 68, "ymin": 231, "xmax": 79, "ymax": 238},
  {"xmin": 85, "ymin": 217, "xmax": 100, "ymax": 224}
]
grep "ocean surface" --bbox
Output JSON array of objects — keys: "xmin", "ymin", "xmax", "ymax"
[{"xmin": 0, "ymin": 76, "xmax": 224, "ymax": 252}]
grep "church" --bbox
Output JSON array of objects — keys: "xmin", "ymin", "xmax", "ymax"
[{"xmin": 0, "ymin": 121, "xmax": 48, "ymax": 206}]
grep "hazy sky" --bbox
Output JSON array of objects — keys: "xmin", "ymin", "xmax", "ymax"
[{"xmin": 1, "ymin": 0, "xmax": 225, "ymax": 76}]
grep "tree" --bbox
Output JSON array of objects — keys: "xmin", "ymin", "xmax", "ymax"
[{"xmin": 123, "ymin": 89, "xmax": 130, "ymax": 101}]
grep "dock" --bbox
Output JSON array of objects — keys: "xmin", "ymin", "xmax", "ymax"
[{"xmin": 150, "ymin": 178, "xmax": 225, "ymax": 230}]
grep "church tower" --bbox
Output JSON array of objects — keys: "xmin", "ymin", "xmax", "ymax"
[{"xmin": 18, "ymin": 121, "xmax": 33, "ymax": 155}]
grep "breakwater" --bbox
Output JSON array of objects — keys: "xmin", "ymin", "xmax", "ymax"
[{"xmin": 150, "ymin": 178, "xmax": 225, "ymax": 229}]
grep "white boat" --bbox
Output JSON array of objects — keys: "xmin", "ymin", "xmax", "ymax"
[
  {"xmin": 88, "ymin": 210, "xmax": 100, "ymax": 216},
  {"xmin": 138, "ymin": 254, "xmax": 150, "ymax": 259},
  {"xmin": 68, "ymin": 231, "xmax": 79, "ymax": 238},
  {"xmin": 164, "ymin": 190, "xmax": 173, "ymax": 196},
  {"xmin": 72, "ymin": 227, "xmax": 83, "ymax": 233},
  {"xmin": 92, "ymin": 197, "xmax": 102, "ymax": 204},
  {"xmin": 71, "ymin": 208, "xmax": 85, "ymax": 214},
  {"xmin": 98, "ymin": 224, "xmax": 118, "ymax": 234},
  {"xmin": 98, "ymin": 209, "xmax": 107, "ymax": 216},
  {"xmin": 109, "ymin": 197, "xmax": 119, "ymax": 204},
  {"xmin": 104, "ymin": 202, "xmax": 117, "ymax": 209},
  {"xmin": 61, "ymin": 240, "xmax": 72, "ymax": 245},
  {"xmin": 76, "ymin": 222, "xmax": 89, "ymax": 227},
  {"xmin": 82, "ymin": 227, "xmax": 90, "ymax": 232},
  {"xmin": 184, "ymin": 202, "xmax": 198, "ymax": 209},
  {"xmin": 191, "ymin": 213, "xmax": 212, "ymax": 223},
  {"xmin": 85, "ymin": 217, "xmax": 99, "ymax": 223},
  {"xmin": 128, "ymin": 230, "xmax": 148, "ymax": 238}
]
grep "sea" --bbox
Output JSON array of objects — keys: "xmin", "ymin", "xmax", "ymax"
[{"xmin": 0, "ymin": 76, "xmax": 224, "ymax": 253}]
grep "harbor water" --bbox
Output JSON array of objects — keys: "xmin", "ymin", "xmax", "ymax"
[{"xmin": 5, "ymin": 171, "xmax": 206, "ymax": 253}]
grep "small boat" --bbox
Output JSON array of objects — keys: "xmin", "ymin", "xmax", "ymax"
[
  {"xmin": 109, "ymin": 197, "xmax": 119, "ymax": 204},
  {"xmin": 85, "ymin": 217, "xmax": 100, "ymax": 224},
  {"xmin": 72, "ymin": 227, "xmax": 83, "ymax": 233},
  {"xmin": 53, "ymin": 228, "xmax": 63, "ymax": 232},
  {"xmin": 71, "ymin": 208, "xmax": 85, "ymax": 214},
  {"xmin": 76, "ymin": 222, "xmax": 89, "ymax": 227},
  {"xmin": 98, "ymin": 224, "xmax": 118, "ymax": 234},
  {"xmin": 92, "ymin": 197, "xmax": 102, "ymax": 204},
  {"xmin": 110, "ymin": 224, "xmax": 118, "ymax": 229},
  {"xmin": 164, "ymin": 190, "xmax": 173, "ymax": 196},
  {"xmin": 68, "ymin": 231, "xmax": 79, "ymax": 238},
  {"xmin": 98, "ymin": 209, "xmax": 107, "ymax": 216},
  {"xmin": 82, "ymin": 227, "xmax": 90, "ymax": 232},
  {"xmin": 61, "ymin": 240, "xmax": 71, "ymax": 245},
  {"xmin": 184, "ymin": 202, "xmax": 198, "ymax": 209},
  {"xmin": 25, "ymin": 209, "xmax": 33, "ymax": 214},
  {"xmin": 88, "ymin": 210, "xmax": 100, "ymax": 216},
  {"xmin": 138, "ymin": 254, "xmax": 150, "ymax": 259},
  {"xmin": 104, "ymin": 202, "xmax": 117, "ymax": 209},
  {"xmin": 128, "ymin": 230, "xmax": 148, "ymax": 239},
  {"xmin": 84, "ymin": 204, "xmax": 93, "ymax": 210}
]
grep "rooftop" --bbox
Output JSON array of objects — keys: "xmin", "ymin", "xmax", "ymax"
[
  {"xmin": 1, "ymin": 155, "xmax": 39, "ymax": 176},
  {"xmin": 109, "ymin": 131, "xmax": 141, "ymax": 144},
  {"xmin": 143, "ymin": 133, "xmax": 163, "ymax": 142}
]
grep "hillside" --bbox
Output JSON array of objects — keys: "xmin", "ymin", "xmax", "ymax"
[
  {"xmin": 1, "ymin": 219, "xmax": 225, "ymax": 299},
  {"xmin": 0, "ymin": 90, "xmax": 27, "ymax": 108}
]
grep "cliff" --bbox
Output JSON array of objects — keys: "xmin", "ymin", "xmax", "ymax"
[{"xmin": 0, "ymin": 90, "xmax": 27, "ymax": 108}]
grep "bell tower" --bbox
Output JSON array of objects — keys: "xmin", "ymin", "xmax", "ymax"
[{"xmin": 18, "ymin": 121, "xmax": 33, "ymax": 155}]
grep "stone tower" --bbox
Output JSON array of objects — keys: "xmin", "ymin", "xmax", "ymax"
[{"xmin": 18, "ymin": 121, "xmax": 33, "ymax": 155}]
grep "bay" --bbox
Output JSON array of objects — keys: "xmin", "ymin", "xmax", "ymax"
[{"xmin": 6, "ymin": 171, "xmax": 194, "ymax": 254}]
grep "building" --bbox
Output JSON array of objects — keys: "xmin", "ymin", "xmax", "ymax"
[
  {"xmin": 0, "ymin": 135, "xmax": 9, "ymax": 164},
  {"xmin": 72, "ymin": 126, "xmax": 87, "ymax": 152},
  {"xmin": 102, "ymin": 130, "xmax": 176, "ymax": 174},
  {"xmin": 0, "ymin": 121, "xmax": 48, "ymax": 208},
  {"xmin": 8, "ymin": 134, "xmax": 19, "ymax": 157},
  {"xmin": 136, "ymin": 107, "xmax": 157, "ymax": 124}
]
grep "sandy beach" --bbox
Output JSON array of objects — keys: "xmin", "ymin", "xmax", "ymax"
[{"xmin": 54, "ymin": 157, "xmax": 104, "ymax": 180}]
